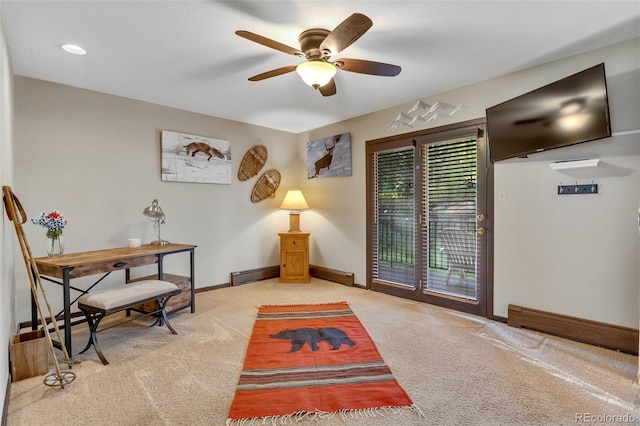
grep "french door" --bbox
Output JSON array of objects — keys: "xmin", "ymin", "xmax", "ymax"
[{"xmin": 366, "ymin": 119, "xmax": 492, "ymax": 317}]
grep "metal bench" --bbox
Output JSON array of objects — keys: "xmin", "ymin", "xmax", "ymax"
[{"xmin": 77, "ymin": 280, "xmax": 181, "ymax": 365}]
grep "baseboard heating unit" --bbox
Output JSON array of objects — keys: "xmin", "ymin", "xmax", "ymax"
[
  {"xmin": 508, "ymin": 304, "xmax": 638, "ymax": 355},
  {"xmin": 230, "ymin": 265, "xmax": 355, "ymax": 287}
]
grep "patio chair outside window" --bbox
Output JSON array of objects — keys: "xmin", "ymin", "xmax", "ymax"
[{"xmin": 441, "ymin": 228, "xmax": 476, "ymax": 289}]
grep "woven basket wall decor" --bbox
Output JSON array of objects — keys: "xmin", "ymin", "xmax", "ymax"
[
  {"xmin": 251, "ymin": 169, "xmax": 281, "ymax": 203},
  {"xmin": 238, "ymin": 144, "xmax": 268, "ymax": 182}
]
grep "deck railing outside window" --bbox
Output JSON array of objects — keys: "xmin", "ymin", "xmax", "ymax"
[{"xmin": 377, "ymin": 209, "xmax": 475, "ymax": 271}]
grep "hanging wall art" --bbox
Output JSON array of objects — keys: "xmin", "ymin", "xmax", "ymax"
[
  {"xmin": 307, "ymin": 132, "xmax": 352, "ymax": 179},
  {"xmin": 238, "ymin": 144, "xmax": 268, "ymax": 182},
  {"xmin": 251, "ymin": 169, "xmax": 281, "ymax": 203},
  {"xmin": 161, "ymin": 130, "xmax": 232, "ymax": 184}
]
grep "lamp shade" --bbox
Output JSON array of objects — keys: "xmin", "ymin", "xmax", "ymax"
[
  {"xmin": 143, "ymin": 199, "xmax": 165, "ymax": 221},
  {"xmin": 280, "ymin": 190, "xmax": 309, "ymax": 211},
  {"xmin": 296, "ymin": 61, "xmax": 336, "ymax": 88}
]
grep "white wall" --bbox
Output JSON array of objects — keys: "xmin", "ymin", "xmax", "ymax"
[
  {"xmin": 494, "ymin": 154, "xmax": 639, "ymax": 326},
  {"xmin": 301, "ymin": 39, "xmax": 639, "ymax": 328},
  {"xmin": 0, "ymin": 8, "xmax": 14, "ymax": 410},
  {"xmin": 12, "ymin": 77, "xmax": 299, "ymax": 322}
]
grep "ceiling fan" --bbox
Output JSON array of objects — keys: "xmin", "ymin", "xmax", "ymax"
[{"xmin": 236, "ymin": 13, "xmax": 401, "ymax": 97}]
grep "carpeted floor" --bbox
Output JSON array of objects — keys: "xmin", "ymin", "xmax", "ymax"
[{"xmin": 7, "ymin": 278, "xmax": 639, "ymax": 425}]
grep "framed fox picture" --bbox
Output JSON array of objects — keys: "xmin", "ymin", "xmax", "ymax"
[{"xmin": 161, "ymin": 130, "xmax": 232, "ymax": 184}]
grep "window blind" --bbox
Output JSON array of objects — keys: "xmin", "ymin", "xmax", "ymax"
[{"xmin": 371, "ymin": 146, "xmax": 416, "ymax": 287}]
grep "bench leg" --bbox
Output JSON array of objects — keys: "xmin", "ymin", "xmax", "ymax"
[
  {"xmin": 78, "ymin": 308, "xmax": 110, "ymax": 365},
  {"xmin": 78, "ymin": 292, "xmax": 179, "ymax": 365},
  {"xmin": 158, "ymin": 297, "xmax": 177, "ymax": 335}
]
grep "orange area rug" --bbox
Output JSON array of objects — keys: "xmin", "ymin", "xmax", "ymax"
[{"xmin": 226, "ymin": 302, "xmax": 420, "ymax": 424}]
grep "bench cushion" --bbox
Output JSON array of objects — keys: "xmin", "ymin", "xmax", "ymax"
[{"xmin": 77, "ymin": 280, "xmax": 179, "ymax": 311}]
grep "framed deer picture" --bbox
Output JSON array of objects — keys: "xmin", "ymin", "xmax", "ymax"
[
  {"xmin": 161, "ymin": 130, "xmax": 232, "ymax": 184},
  {"xmin": 306, "ymin": 132, "xmax": 352, "ymax": 179}
]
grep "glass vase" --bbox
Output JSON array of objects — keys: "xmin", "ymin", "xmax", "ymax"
[{"xmin": 46, "ymin": 231, "xmax": 64, "ymax": 257}]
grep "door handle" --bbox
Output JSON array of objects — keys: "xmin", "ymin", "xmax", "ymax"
[{"xmin": 477, "ymin": 227, "xmax": 486, "ymax": 235}]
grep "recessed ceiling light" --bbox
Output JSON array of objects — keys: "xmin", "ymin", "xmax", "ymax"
[{"xmin": 61, "ymin": 44, "xmax": 87, "ymax": 56}]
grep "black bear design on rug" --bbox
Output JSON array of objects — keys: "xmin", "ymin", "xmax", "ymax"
[{"xmin": 269, "ymin": 327, "xmax": 356, "ymax": 352}]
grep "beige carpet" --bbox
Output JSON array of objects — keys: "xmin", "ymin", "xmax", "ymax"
[{"xmin": 7, "ymin": 278, "xmax": 639, "ymax": 425}]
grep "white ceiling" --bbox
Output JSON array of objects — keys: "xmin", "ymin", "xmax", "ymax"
[{"xmin": 1, "ymin": 1, "xmax": 639, "ymax": 134}]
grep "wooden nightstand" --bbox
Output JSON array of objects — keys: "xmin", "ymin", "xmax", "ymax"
[{"xmin": 278, "ymin": 232, "xmax": 310, "ymax": 283}]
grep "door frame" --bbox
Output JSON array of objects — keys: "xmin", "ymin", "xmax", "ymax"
[{"xmin": 366, "ymin": 118, "xmax": 494, "ymax": 319}]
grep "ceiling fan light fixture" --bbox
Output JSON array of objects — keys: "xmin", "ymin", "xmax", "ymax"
[
  {"xmin": 296, "ymin": 61, "xmax": 336, "ymax": 89},
  {"xmin": 236, "ymin": 13, "xmax": 400, "ymax": 96}
]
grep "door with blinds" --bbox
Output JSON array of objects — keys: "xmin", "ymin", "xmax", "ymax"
[{"xmin": 366, "ymin": 119, "xmax": 490, "ymax": 317}]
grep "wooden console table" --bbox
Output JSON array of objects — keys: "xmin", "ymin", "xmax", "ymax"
[{"xmin": 33, "ymin": 243, "xmax": 196, "ymax": 357}]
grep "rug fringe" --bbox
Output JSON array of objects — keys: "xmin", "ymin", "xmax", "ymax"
[
  {"xmin": 226, "ymin": 405, "xmax": 423, "ymax": 425},
  {"xmin": 256, "ymin": 301, "xmax": 348, "ymax": 309}
]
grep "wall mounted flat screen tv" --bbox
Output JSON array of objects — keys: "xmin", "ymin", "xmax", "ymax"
[{"xmin": 486, "ymin": 63, "xmax": 611, "ymax": 162}]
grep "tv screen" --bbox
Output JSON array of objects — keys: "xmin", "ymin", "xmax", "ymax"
[{"xmin": 486, "ymin": 63, "xmax": 611, "ymax": 162}]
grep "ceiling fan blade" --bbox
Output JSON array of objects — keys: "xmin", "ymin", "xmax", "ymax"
[
  {"xmin": 236, "ymin": 30, "xmax": 303, "ymax": 57},
  {"xmin": 319, "ymin": 13, "xmax": 373, "ymax": 56},
  {"xmin": 319, "ymin": 79, "xmax": 337, "ymax": 97},
  {"xmin": 335, "ymin": 58, "xmax": 401, "ymax": 76},
  {"xmin": 248, "ymin": 65, "xmax": 298, "ymax": 81}
]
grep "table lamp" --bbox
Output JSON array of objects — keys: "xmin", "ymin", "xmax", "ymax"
[
  {"xmin": 280, "ymin": 190, "xmax": 309, "ymax": 232},
  {"xmin": 143, "ymin": 198, "xmax": 169, "ymax": 245}
]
